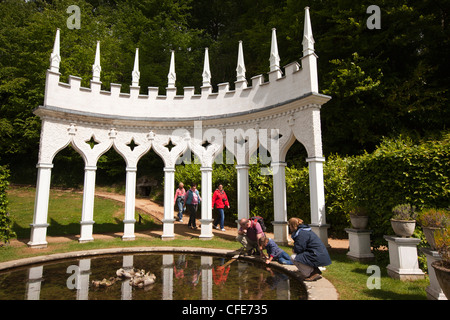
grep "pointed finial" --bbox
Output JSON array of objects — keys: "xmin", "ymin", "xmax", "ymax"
[
  {"xmin": 132, "ymin": 48, "xmax": 140, "ymax": 87},
  {"xmin": 202, "ymin": 48, "xmax": 211, "ymax": 86},
  {"xmin": 269, "ymin": 28, "xmax": 280, "ymax": 72},
  {"xmin": 92, "ymin": 41, "xmax": 101, "ymax": 82},
  {"xmin": 236, "ymin": 41, "xmax": 246, "ymax": 82},
  {"xmin": 167, "ymin": 50, "xmax": 176, "ymax": 88},
  {"xmin": 50, "ymin": 28, "xmax": 61, "ymax": 72},
  {"xmin": 302, "ymin": 6, "xmax": 315, "ymax": 56}
]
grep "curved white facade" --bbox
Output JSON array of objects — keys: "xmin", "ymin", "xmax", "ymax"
[{"xmin": 29, "ymin": 7, "xmax": 331, "ymax": 248}]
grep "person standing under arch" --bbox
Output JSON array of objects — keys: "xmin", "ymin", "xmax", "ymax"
[
  {"xmin": 185, "ymin": 183, "xmax": 202, "ymax": 229},
  {"xmin": 212, "ymin": 184, "xmax": 230, "ymax": 231},
  {"xmin": 174, "ymin": 182, "xmax": 186, "ymax": 222}
]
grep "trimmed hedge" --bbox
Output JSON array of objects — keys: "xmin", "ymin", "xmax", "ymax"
[
  {"xmin": 348, "ymin": 134, "xmax": 450, "ymax": 248},
  {"xmin": 0, "ymin": 165, "xmax": 15, "ymax": 243}
]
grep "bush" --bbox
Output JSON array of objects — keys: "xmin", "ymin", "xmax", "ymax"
[
  {"xmin": 0, "ymin": 165, "xmax": 16, "ymax": 244},
  {"xmin": 417, "ymin": 208, "xmax": 450, "ymax": 228},
  {"xmin": 349, "ymin": 134, "xmax": 450, "ymax": 248},
  {"xmin": 392, "ymin": 204, "xmax": 418, "ymax": 221}
]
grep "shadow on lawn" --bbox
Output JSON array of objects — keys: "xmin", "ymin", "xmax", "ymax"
[{"xmin": 12, "ymin": 216, "xmax": 159, "ymax": 245}]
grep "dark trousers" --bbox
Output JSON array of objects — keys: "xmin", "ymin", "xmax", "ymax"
[{"xmin": 187, "ymin": 204, "xmax": 198, "ymax": 228}]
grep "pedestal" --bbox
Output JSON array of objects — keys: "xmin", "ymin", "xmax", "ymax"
[
  {"xmin": 345, "ymin": 228, "xmax": 374, "ymax": 261},
  {"xmin": 310, "ymin": 223, "xmax": 330, "ymax": 247},
  {"xmin": 79, "ymin": 220, "xmax": 95, "ymax": 243},
  {"xmin": 272, "ymin": 221, "xmax": 289, "ymax": 245},
  {"xmin": 199, "ymin": 219, "xmax": 214, "ymax": 240},
  {"xmin": 161, "ymin": 219, "xmax": 175, "ymax": 240},
  {"xmin": 421, "ymin": 247, "xmax": 447, "ymax": 300},
  {"xmin": 384, "ymin": 235, "xmax": 425, "ymax": 280}
]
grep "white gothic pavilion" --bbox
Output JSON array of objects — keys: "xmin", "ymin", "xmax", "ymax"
[{"xmin": 28, "ymin": 7, "xmax": 331, "ymax": 248}]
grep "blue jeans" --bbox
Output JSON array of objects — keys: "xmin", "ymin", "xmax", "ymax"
[
  {"xmin": 176, "ymin": 198, "xmax": 184, "ymax": 220},
  {"xmin": 276, "ymin": 251, "xmax": 294, "ymax": 265},
  {"xmin": 213, "ymin": 208, "xmax": 224, "ymax": 229}
]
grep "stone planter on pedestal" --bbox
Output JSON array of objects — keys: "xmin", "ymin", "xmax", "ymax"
[
  {"xmin": 384, "ymin": 235, "xmax": 425, "ymax": 280},
  {"xmin": 422, "ymin": 227, "xmax": 440, "ymax": 250},
  {"xmin": 350, "ymin": 215, "xmax": 369, "ymax": 230},
  {"xmin": 345, "ymin": 228, "xmax": 374, "ymax": 262},
  {"xmin": 390, "ymin": 219, "xmax": 416, "ymax": 237},
  {"xmin": 420, "ymin": 247, "xmax": 447, "ymax": 300},
  {"xmin": 432, "ymin": 261, "xmax": 450, "ymax": 299}
]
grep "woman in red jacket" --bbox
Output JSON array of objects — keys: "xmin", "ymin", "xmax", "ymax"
[{"xmin": 212, "ymin": 184, "xmax": 230, "ymax": 231}]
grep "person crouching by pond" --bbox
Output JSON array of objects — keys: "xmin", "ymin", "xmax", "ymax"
[
  {"xmin": 237, "ymin": 218, "xmax": 265, "ymax": 257},
  {"xmin": 288, "ymin": 217, "xmax": 332, "ymax": 281},
  {"xmin": 185, "ymin": 183, "xmax": 202, "ymax": 229},
  {"xmin": 259, "ymin": 236, "xmax": 293, "ymax": 265}
]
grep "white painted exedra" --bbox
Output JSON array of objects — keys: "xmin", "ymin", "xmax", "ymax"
[{"xmin": 29, "ymin": 7, "xmax": 331, "ymax": 248}]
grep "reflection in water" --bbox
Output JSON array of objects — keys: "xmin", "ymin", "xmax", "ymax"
[{"xmin": 0, "ymin": 254, "xmax": 307, "ymax": 300}]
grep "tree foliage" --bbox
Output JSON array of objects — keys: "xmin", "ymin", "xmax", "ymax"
[
  {"xmin": 1, "ymin": 0, "xmax": 449, "ymax": 177},
  {"xmin": 0, "ymin": 1, "xmax": 449, "ymax": 243}
]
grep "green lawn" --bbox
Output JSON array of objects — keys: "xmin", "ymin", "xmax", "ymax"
[
  {"xmin": 2, "ymin": 186, "xmax": 430, "ymax": 300},
  {"xmin": 7, "ymin": 186, "xmax": 158, "ymax": 239},
  {"xmin": 323, "ymin": 250, "xmax": 429, "ymax": 300}
]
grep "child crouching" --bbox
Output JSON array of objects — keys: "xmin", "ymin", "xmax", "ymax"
[{"xmin": 259, "ymin": 236, "xmax": 293, "ymax": 265}]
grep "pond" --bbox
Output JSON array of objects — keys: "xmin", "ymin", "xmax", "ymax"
[{"xmin": 0, "ymin": 253, "xmax": 308, "ymax": 300}]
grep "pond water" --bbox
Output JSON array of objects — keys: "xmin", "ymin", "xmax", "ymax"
[{"xmin": 0, "ymin": 253, "xmax": 307, "ymax": 300}]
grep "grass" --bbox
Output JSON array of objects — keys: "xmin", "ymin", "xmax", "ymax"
[
  {"xmin": 1, "ymin": 186, "xmax": 430, "ymax": 300},
  {"xmin": 324, "ymin": 250, "xmax": 429, "ymax": 300},
  {"xmin": 7, "ymin": 186, "xmax": 158, "ymax": 239}
]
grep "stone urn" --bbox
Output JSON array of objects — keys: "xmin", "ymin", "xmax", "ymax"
[
  {"xmin": 432, "ymin": 261, "xmax": 450, "ymax": 299},
  {"xmin": 350, "ymin": 215, "xmax": 369, "ymax": 230},
  {"xmin": 422, "ymin": 226, "xmax": 441, "ymax": 250},
  {"xmin": 390, "ymin": 219, "xmax": 416, "ymax": 237}
]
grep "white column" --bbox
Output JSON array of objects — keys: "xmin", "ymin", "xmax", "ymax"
[
  {"xmin": 162, "ymin": 167, "xmax": 175, "ymax": 239},
  {"xmin": 79, "ymin": 166, "xmax": 96, "ymax": 243},
  {"xmin": 121, "ymin": 255, "xmax": 134, "ymax": 300},
  {"xmin": 200, "ymin": 167, "xmax": 213, "ymax": 239},
  {"xmin": 201, "ymin": 256, "xmax": 213, "ymax": 300},
  {"xmin": 271, "ymin": 162, "xmax": 289, "ymax": 245},
  {"xmin": 76, "ymin": 259, "xmax": 91, "ymax": 300},
  {"xmin": 162, "ymin": 254, "xmax": 174, "ymax": 300},
  {"xmin": 123, "ymin": 167, "xmax": 137, "ymax": 241},
  {"xmin": 28, "ymin": 163, "xmax": 53, "ymax": 248},
  {"xmin": 26, "ymin": 266, "xmax": 44, "ymax": 300},
  {"xmin": 235, "ymin": 164, "xmax": 250, "ymax": 228},
  {"xmin": 306, "ymin": 157, "xmax": 329, "ymax": 246}
]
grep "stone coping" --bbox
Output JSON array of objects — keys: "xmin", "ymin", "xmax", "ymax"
[{"xmin": 0, "ymin": 246, "xmax": 338, "ymax": 300}]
